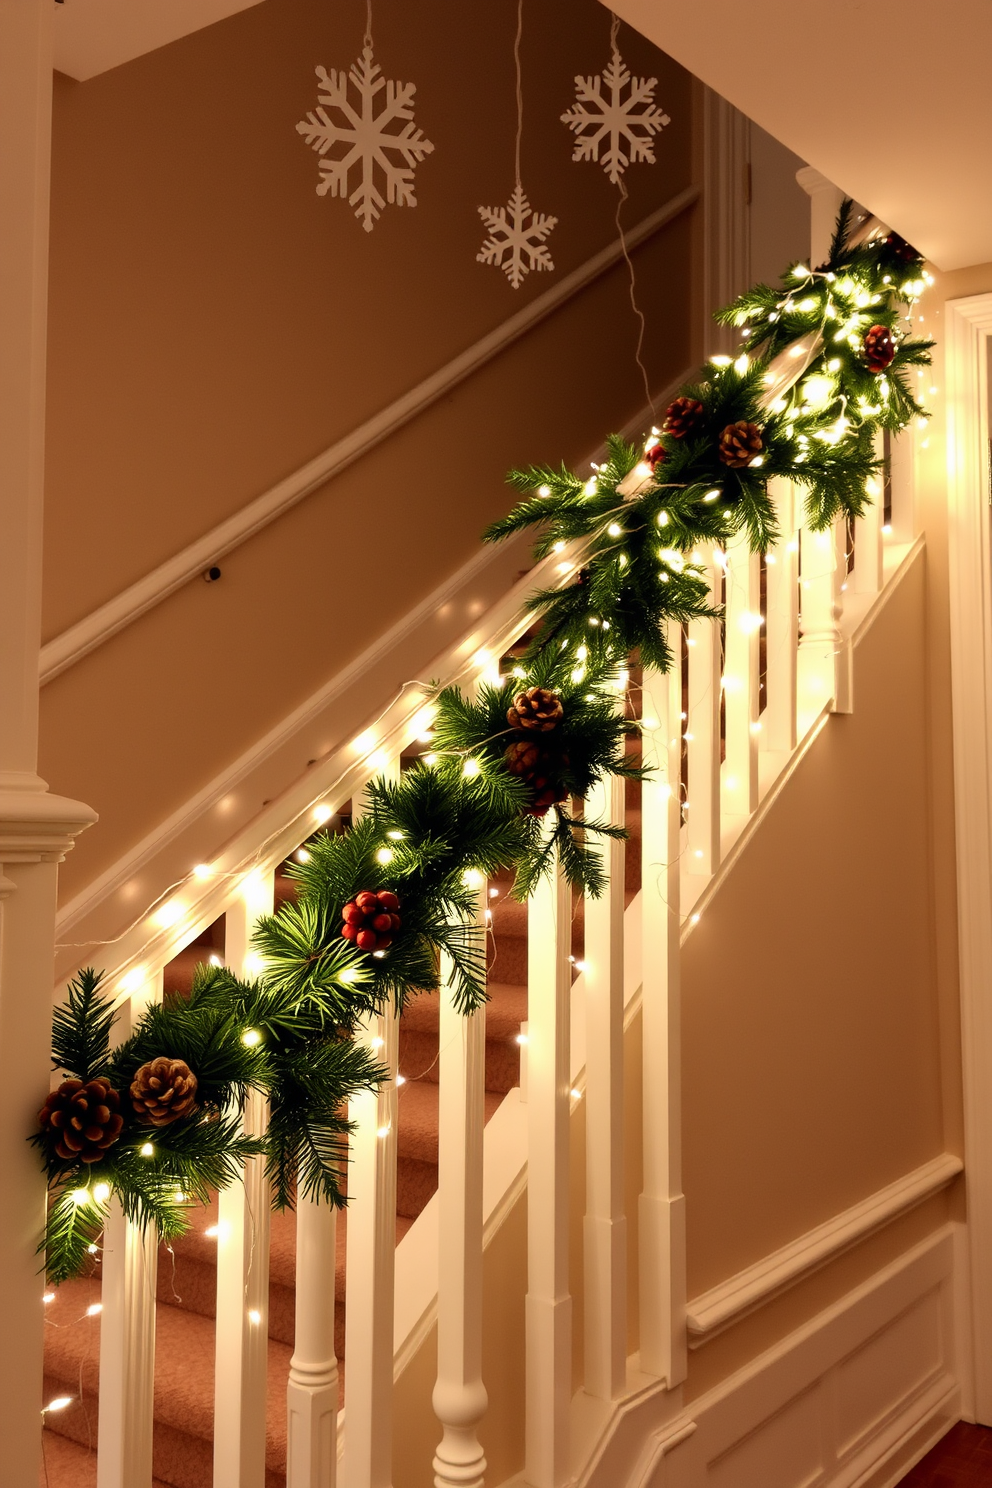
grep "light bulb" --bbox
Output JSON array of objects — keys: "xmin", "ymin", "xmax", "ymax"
[
  {"xmin": 462, "ymin": 758, "xmax": 481, "ymax": 779},
  {"xmin": 242, "ymin": 1028, "xmax": 262, "ymax": 1047}
]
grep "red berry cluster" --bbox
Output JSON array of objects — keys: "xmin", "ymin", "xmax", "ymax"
[
  {"xmin": 341, "ymin": 890, "xmax": 401, "ymax": 952},
  {"xmin": 644, "ymin": 439, "xmax": 666, "ymax": 472}
]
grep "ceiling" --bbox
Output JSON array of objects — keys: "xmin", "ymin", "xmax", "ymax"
[
  {"xmin": 609, "ymin": 0, "xmax": 992, "ymax": 271},
  {"xmin": 53, "ymin": 0, "xmax": 264, "ymax": 81}
]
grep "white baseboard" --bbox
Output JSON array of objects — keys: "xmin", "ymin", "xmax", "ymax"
[{"xmin": 570, "ymin": 1225, "xmax": 961, "ymax": 1488}]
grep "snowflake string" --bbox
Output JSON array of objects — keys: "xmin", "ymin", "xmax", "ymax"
[
  {"xmin": 477, "ymin": 185, "xmax": 557, "ymax": 290},
  {"xmin": 560, "ymin": 50, "xmax": 670, "ymax": 184},
  {"xmin": 297, "ymin": 46, "xmax": 434, "ymax": 233}
]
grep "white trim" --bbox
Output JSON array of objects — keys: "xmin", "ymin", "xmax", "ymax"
[
  {"xmin": 944, "ymin": 288, "xmax": 992, "ymax": 1424},
  {"xmin": 38, "ymin": 186, "xmax": 700, "ymax": 686},
  {"xmin": 685, "ymin": 1153, "xmax": 962, "ymax": 1344}
]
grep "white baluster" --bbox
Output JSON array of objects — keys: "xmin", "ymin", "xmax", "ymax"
[
  {"xmin": 287, "ymin": 1194, "xmax": 339, "ymax": 1488},
  {"xmin": 343, "ymin": 752, "xmax": 401, "ymax": 1488},
  {"xmin": 888, "ymin": 426, "xmax": 916, "ymax": 544},
  {"xmin": 852, "ymin": 432, "xmax": 884, "ymax": 595},
  {"xmin": 432, "ymin": 888, "xmax": 488, "ymax": 1488},
  {"xmin": 722, "ymin": 534, "xmax": 761, "ymax": 820},
  {"xmin": 582, "ymin": 752, "xmax": 626, "ymax": 1400},
  {"xmin": 525, "ymin": 860, "xmax": 572, "ymax": 1488},
  {"xmin": 797, "ymin": 518, "xmax": 849, "ymax": 729},
  {"xmin": 215, "ymin": 870, "xmax": 275, "ymax": 1488},
  {"xmin": 638, "ymin": 660, "xmax": 686, "ymax": 1386},
  {"xmin": 685, "ymin": 554, "xmax": 721, "ymax": 877},
  {"xmin": 763, "ymin": 481, "xmax": 799, "ymax": 756},
  {"xmin": 98, "ymin": 969, "xmax": 163, "ymax": 1488}
]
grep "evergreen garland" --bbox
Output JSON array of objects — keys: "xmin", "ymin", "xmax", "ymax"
[{"xmin": 36, "ymin": 205, "xmax": 937, "ymax": 1267}]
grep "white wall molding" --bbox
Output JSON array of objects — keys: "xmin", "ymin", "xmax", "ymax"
[
  {"xmin": 570, "ymin": 1226, "xmax": 960, "ymax": 1488},
  {"xmin": 39, "ymin": 185, "xmax": 699, "ymax": 687},
  {"xmin": 685, "ymin": 1154, "xmax": 962, "ymax": 1345},
  {"xmin": 944, "ymin": 289, "xmax": 992, "ymax": 1424}
]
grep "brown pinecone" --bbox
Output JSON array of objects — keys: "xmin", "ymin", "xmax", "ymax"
[
  {"xmin": 130, "ymin": 1057, "xmax": 198, "ymax": 1127},
  {"xmin": 504, "ymin": 740, "xmax": 569, "ymax": 817},
  {"xmin": 39, "ymin": 1077, "xmax": 123, "ymax": 1164},
  {"xmin": 718, "ymin": 420, "xmax": 764, "ymax": 468},
  {"xmin": 506, "ymin": 686, "xmax": 563, "ymax": 733},
  {"xmin": 505, "ymin": 738, "xmax": 545, "ymax": 779},
  {"xmin": 883, "ymin": 232, "xmax": 919, "ymax": 266},
  {"xmin": 663, "ymin": 396, "xmax": 705, "ymax": 440},
  {"xmin": 863, "ymin": 324, "xmax": 895, "ymax": 372}
]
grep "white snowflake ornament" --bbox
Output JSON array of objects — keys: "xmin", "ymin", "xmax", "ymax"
[
  {"xmin": 477, "ymin": 184, "xmax": 557, "ymax": 290},
  {"xmin": 297, "ymin": 46, "xmax": 434, "ymax": 233},
  {"xmin": 561, "ymin": 51, "xmax": 670, "ymax": 184}
]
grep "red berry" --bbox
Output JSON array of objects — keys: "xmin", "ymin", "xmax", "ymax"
[
  {"xmin": 342, "ymin": 903, "xmax": 364, "ymax": 925},
  {"xmin": 356, "ymin": 929, "xmax": 377, "ymax": 951},
  {"xmin": 378, "ymin": 891, "xmax": 400, "ymax": 911},
  {"xmin": 342, "ymin": 924, "xmax": 358, "ymax": 941},
  {"xmin": 356, "ymin": 891, "xmax": 378, "ymax": 909},
  {"xmin": 389, "ymin": 914, "xmax": 401, "ymax": 930},
  {"xmin": 376, "ymin": 936, "xmax": 393, "ymax": 949},
  {"xmin": 372, "ymin": 913, "xmax": 393, "ymax": 932}
]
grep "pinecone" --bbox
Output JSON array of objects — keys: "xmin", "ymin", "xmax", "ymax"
[
  {"xmin": 39, "ymin": 1077, "xmax": 123, "ymax": 1164},
  {"xmin": 663, "ymin": 396, "xmax": 705, "ymax": 441},
  {"xmin": 341, "ymin": 890, "xmax": 401, "ymax": 952},
  {"xmin": 506, "ymin": 687, "xmax": 563, "ymax": 733},
  {"xmin": 863, "ymin": 324, "xmax": 895, "ymax": 372},
  {"xmin": 130, "ymin": 1057, "xmax": 198, "ymax": 1127},
  {"xmin": 718, "ymin": 420, "xmax": 764, "ymax": 468},
  {"xmin": 504, "ymin": 740, "xmax": 569, "ymax": 817}
]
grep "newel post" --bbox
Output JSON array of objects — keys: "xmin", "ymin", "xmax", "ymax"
[{"xmin": 0, "ymin": 3, "xmax": 97, "ymax": 1477}]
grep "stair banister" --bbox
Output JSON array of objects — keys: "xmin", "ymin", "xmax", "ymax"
[
  {"xmin": 524, "ymin": 857, "xmax": 573, "ymax": 1487},
  {"xmin": 432, "ymin": 888, "xmax": 489, "ymax": 1488},
  {"xmin": 214, "ymin": 868, "xmax": 276, "ymax": 1488},
  {"xmin": 97, "ymin": 968, "xmax": 163, "ymax": 1488},
  {"xmin": 638, "ymin": 659, "xmax": 686, "ymax": 1385},
  {"xmin": 582, "ymin": 741, "xmax": 628, "ymax": 1400},
  {"xmin": 342, "ymin": 755, "xmax": 402, "ymax": 1488}
]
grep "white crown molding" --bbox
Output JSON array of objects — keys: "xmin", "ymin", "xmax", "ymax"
[
  {"xmin": 944, "ymin": 288, "xmax": 992, "ymax": 1424},
  {"xmin": 39, "ymin": 185, "xmax": 699, "ymax": 687},
  {"xmin": 685, "ymin": 1153, "xmax": 963, "ymax": 1344}
]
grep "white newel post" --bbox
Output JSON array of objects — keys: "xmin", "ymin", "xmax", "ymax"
[
  {"xmin": 98, "ymin": 970, "xmax": 164, "ymax": 1488},
  {"xmin": 215, "ymin": 870, "xmax": 276, "ymax": 1488},
  {"xmin": 525, "ymin": 861, "xmax": 572, "ymax": 1488},
  {"xmin": 638, "ymin": 661, "xmax": 686, "ymax": 1386},
  {"xmin": 432, "ymin": 893, "xmax": 488, "ymax": 1488},
  {"xmin": 0, "ymin": 3, "xmax": 97, "ymax": 1479},
  {"xmin": 582, "ymin": 763, "xmax": 626, "ymax": 1401},
  {"xmin": 288, "ymin": 1193, "xmax": 339, "ymax": 1488}
]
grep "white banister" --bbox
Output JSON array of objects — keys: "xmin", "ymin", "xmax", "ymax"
[
  {"xmin": 763, "ymin": 482, "xmax": 799, "ymax": 756},
  {"xmin": 638, "ymin": 660, "xmax": 686, "ymax": 1386},
  {"xmin": 341, "ymin": 1006, "xmax": 399, "ymax": 1488},
  {"xmin": 287, "ymin": 1193, "xmax": 340, "ymax": 1488},
  {"xmin": 97, "ymin": 968, "xmax": 164, "ymax": 1488},
  {"xmin": 685, "ymin": 556, "xmax": 722, "ymax": 877},
  {"xmin": 582, "ymin": 763, "xmax": 627, "ymax": 1401},
  {"xmin": 722, "ymin": 535, "xmax": 761, "ymax": 818},
  {"xmin": 798, "ymin": 520, "xmax": 849, "ymax": 727},
  {"xmin": 214, "ymin": 869, "xmax": 275, "ymax": 1488},
  {"xmin": 432, "ymin": 897, "xmax": 488, "ymax": 1488},
  {"xmin": 525, "ymin": 860, "xmax": 573, "ymax": 1488},
  {"xmin": 343, "ymin": 757, "xmax": 401, "ymax": 1488}
]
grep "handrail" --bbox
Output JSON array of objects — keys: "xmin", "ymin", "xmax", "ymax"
[{"xmin": 38, "ymin": 185, "xmax": 700, "ymax": 687}]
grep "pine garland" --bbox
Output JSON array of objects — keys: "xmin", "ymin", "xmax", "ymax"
[{"xmin": 36, "ymin": 205, "xmax": 938, "ymax": 1266}]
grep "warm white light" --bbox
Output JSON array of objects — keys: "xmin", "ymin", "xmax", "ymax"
[
  {"xmin": 377, "ymin": 1124, "xmax": 392, "ymax": 1139},
  {"xmin": 690, "ymin": 913, "xmax": 701, "ymax": 925},
  {"xmin": 192, "ymin": 863, "xmax": 214, "ymax": 880},
  {"xmin": 642, "ymin": 715, "xmax": 659, "ymax": 730},
  {"xmin": 371, "ymin": 1036, "xmax": 384, "ymax": 1050},
  {"xmin": 802, "ymin": 375, "xmax": 834, "ymax": 409},
  {"xmin": 607, "ymin": 522, "xmax": 623, "ymax": 537},
  {"xmin": 352, "ymin": 730, "xmax": 377, "ymax": 754},
  {"xmin": 205, "ymin": 1225, "xmax": 220, "ymax": 1238},
  {"xmin": 584, "ymin": 477, "xmax": 598, "ymax": 495},
  {"xmin": 423, "ymin": 752, "xmax": 438, "ymax": 765},
  {"xmin": 140, "ymin": 1143, "xmax": 155, "ymax": 1158},
  {"xmin": 538, "ymin": 484, "xmax": 552, "ymax": 497},
  {"xmin": 43, "ymin": 1292, "xmax": 56, "ymax": 1305},
  {"xmin": 375, "ymin": 847, "xmax": 394, "ymax": 865},
  {"xmin": 93, "ymin": 1183, "xmax": 110, "ymax": 1203},
  {"xmin": 488, "ymin": 887, "xmax": 500, "ymax": 898},
  {"xmin": 86, "ymin": 1303, "xmax": 102, "ymax": 1317},
  {"xmin": 570, "ymin": 1088, "xmax": 583, "ymax": 1100},
  {"xmin": 463, "ymin": 868, "xmax": 484, "ymax": 888},
  {"xmin": 724, "ymin": 776, "xmax": 737, "ymax": 790},
  {"xmin": 516, "ymin": 1033, "xmax": 528, "ymax": 1045},
  {"xmin": 734, "ymin": 354, "xmax": 749, "ymax": 373},
  {"xmin": 208, "ymin": 953, "xmax": 222, "ymax": 968},
  {"xmin": 87, "ymin": 1244, "xmax": 98, "ymax": 1255},
  {"xmin": 396, "ymin": 1075, "xmax": 406, "ymax": 1087},
  {"xmin": 242, "ymin": 1029, "xmax": 262, "ymax": 1048},
  {"xmin": 703, "ymin": 489, "xmax": 720, "ymax": 502},
  {"xmin": 71, "ymin": 1189, "xmax": 89, "ymax": 1206},
  {"xmin": 462, "ymin": 758, "xmax": 482, "ymax": 779},
  {"xmin": 738, "ymin": 612, "xmax": 764, "ymax": 633},
  {"xmin": 792, "ymin": 264, "xmax": 809, "ymax": 278},
  {"xmin": 710, "ymin": 354, "xmax": 732, "ymax": 367},
  {"xmin": 248, "ymin": 1309, "xmax": 262, "ymax": 1326},
  {"xmin": 295, "ymin": 848, "xmax": 311, "ymax": 864},
  {"xmin": 313, "ymin": 803, "xmax": 333, "ymax": 824},
  {"xmin": 573, "ymin": 960, "xmax": 588, "ymax": 973},
  {"xmin": 243, "ymin": 952, "xmax": 263, "ymax": 975},
  {"xmin": 153, "ymin": 899, "xmax": 184, "ymax": 929},
  {"xmin": 882, "ymin": 524, "xmax": 892, "ymax": 535},
  {"xmin": 118, "ymin": 966, "xmax": 147, "ymax": 994},
  {"xmin": 44, "ymin": 1397, "xmax": 73, "ymax": 1414}
]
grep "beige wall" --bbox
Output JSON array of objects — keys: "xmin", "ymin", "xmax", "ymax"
[{"xmin": 42, "ymin": 0, "xmax": 698, "ymax": 904}]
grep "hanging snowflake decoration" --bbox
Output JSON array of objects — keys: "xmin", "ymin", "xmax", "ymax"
[
  {"xmin": 560, "ymin": 51, "xmax": 670, "ymax": 185},
  {"xmin": 477, "ymin": 185, "xmax": 557, "ymax": 290},
  {"xmin": 296, "ymin": 46, "xmax": 435, "ymax": 233}
]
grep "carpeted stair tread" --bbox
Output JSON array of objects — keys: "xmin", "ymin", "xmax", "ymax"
[{"xmin": 40, "ymin": 1431, "xmax": 172, "ymax": 1488}]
